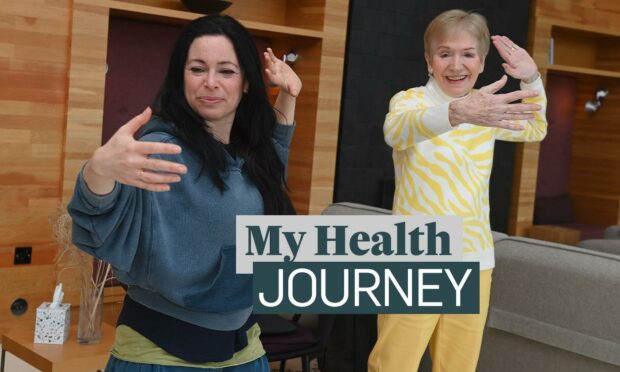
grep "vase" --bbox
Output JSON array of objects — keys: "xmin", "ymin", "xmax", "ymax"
[{"xmin": 77, "ymin": 285, "xmax": 104, "ymax": 344}]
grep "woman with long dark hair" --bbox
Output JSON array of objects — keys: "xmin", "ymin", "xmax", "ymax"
[{"xmin": 68, "ymin": 14, "xmax": 301, "ymax": 371}]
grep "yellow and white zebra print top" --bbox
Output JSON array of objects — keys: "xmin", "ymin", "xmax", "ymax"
[{"xmin": 384, "ymin": 77, "xmax": 547, "ymax": 269}]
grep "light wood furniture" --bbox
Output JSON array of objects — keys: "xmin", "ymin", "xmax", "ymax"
[
  {"xmin": 509, "ymin": 0, "xmax": 620, "ymax": 235},
  {"xmin": 527, "ymin": 224, "xmax": 581, "ymax": 246},
  {"xmin": 0, "ymin": 322, "xmax": 115, "ymax": 372}
]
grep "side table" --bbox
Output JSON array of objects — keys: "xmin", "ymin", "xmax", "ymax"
[{"xmin": 1, "ymin": 322, "xmax": 115, "ymax": 372}]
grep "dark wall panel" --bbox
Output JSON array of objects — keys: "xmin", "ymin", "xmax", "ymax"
[
  {"xmin": 536, "ymin": 73, "xmax": 577, "ymax": 197},
  {"xmin": 103, "ymin": 17, "xmax": 181, "ymax": 144}
]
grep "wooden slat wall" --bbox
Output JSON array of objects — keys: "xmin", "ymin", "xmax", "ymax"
[
  {"xmin": 61, "ymin": 2, "xmax": 110, "ymax": 204},
  {"xmin": 509, "ymin": 0, "xmax": 620, "ymax": 234},
  {"xmin": 0, "ymin": 0, "xmax": 71, "ymax": 332},
  {"xmin": 597, "ymin": 37, "xmax": 620, "ymax": 71},
  {"xmin": 286, "ymin": 0, "xmax": 325, "ymax": 31},
  {"xmin": 307, "ymin": 0, "xmax": 348, "ymax": 215},
  {"xmin": 271, "ymin": 35, "xmax": 322, "ymax": 213},
  {"xmin": 536, "ymin": 0, "xmax": 620, "ymax": 32}
]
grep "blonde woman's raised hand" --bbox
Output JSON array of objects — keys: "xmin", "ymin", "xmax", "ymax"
[
  {"xmin": 83, "ymin": 107, "xmax": 187, "ymax": 195},
  {"xmin": 263, "ymin": 47, "xmax": 302, "ymax": 97},
  {"xmin": 492, "ymin": 35, "xmax": 539, "ymax": 82},
  {"xmin": 448, "ymin": 75, "xmax": 541, "ymax": 130}
]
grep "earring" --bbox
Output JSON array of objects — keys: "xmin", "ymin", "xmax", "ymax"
[{"xmin": 428, "ymin": 70, "xmax": 433, "ymax": 77}]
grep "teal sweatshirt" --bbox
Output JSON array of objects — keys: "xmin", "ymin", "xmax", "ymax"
[{"xmin": 68, "ymin": 117, "xmax": 294, "ymax": 331}]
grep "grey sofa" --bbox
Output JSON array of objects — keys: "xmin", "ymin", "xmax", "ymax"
[
  {"xmin": 321, "ymin": 203, "xmax": 620, "ymax": 372},
  {"xmin": 479, "ymin": 236, "xmax": 620, "ymax": 372},
  {"xmin": 577, "ymin": 238, "xmax": 620, "ymax": 256},
  {"xmin": 576, "ymin": 225, "xmax": 620, "ymax": 256},
  {"xmin": 603, "ymin": 225, "xmax": 620, "ymax": 239}
]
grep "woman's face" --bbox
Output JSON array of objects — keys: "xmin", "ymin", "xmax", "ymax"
[
  {"xmin": 184, "ymin": 35, "xmax": 247, "ymax": 129},
  {"xmin": 426, "ymin": 31, "xmax": 484, "ymax": 98}
]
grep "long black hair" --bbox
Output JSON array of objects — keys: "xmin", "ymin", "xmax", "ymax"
[{"xmin": 155, "ymin": 15, "xmax": 293, "ymax": 215}]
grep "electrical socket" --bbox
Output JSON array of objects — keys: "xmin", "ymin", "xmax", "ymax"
[{"xmin": 14, "ymin": 246, "xmax": 32, "ymax": 265}]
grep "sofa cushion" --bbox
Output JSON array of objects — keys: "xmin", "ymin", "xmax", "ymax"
[
  {"xmin": 321, "ymin": 202, "xmax": 391, "ymax": 216},
  {"xmin": 491, "ymin": 231, "xmax": 508, "ymax": 242},
  {"xmin": 577, "ymin": 239, "xmax": 620, "ymax": 256},
  {"xmin": 481, "ymin": 237, "xmax": 620, "ymax": 369},
  {"xmin": 604, "ymin": 225, "xmax": 620, "ymax": 239}
]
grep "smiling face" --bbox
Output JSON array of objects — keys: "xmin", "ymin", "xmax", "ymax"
[
  {"xmin": 184, "ymin": 35, "xmax": 247, "ymax": 131},
  {"xmin": 425, "ymin": 31, "xmax": 485, "ymax": 98}
]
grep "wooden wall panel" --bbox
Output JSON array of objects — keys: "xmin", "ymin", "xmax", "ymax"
[
  {"xmin": 0, "ymin": 0, "xmax": 71, "ymax": 332},
  {"xmin": 596, "ymin": 38, "xmax": 620, "ymax": 72},
  {"xmin": 286, "ymin": 0, "xmax": 325, "ymax": 31},
  {"xmin": 61, "ymin": 2, "xmax": 110, "ymax": 203},
  {"xmin": 0, "ymin": 265, "xmax": 57, "ymax": 335},
  {"xmin": 569, "ymin": 76, "xmax": 620, "ymax": 225},
  {"xmin": 307, "ymin": 0, "xmax": 348, "ymax": 215},
  {"xmin": 510, "ymin": 0, "xmax": 620, "ymax": 235},
  {"xmin": 536, "ymin": 0, "xmax": 620, "ymax": 33},
  {"xmin": 270, "ymin": 36, "xmax": 322, "ymax": 214}
]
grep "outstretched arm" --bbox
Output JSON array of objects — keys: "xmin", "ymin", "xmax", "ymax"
[
  {"xmin": 83, "ymin": 107, "xmax": 187, "ymax": 195},
  {"xmin": 264, "ymin": 48, "xmax": 302, "ymax": 125},
  {"xmin": 448, "ymin": 75, "xmax": 542, "ymax": 130}
]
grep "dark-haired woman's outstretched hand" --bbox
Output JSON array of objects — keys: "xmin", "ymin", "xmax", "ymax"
[{"xmin": 83, "ymin": 107, "xmax": 187, "ymax": 194}]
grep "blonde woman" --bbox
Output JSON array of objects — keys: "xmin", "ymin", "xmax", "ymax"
[{"xmin": 368, "ymin": 9, "xmax": 547, "ymax": 372}]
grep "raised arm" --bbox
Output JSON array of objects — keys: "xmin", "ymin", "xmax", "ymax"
[
  {"xmin": 490, "ymin": 35, "xmax": 547, "ymax": 142},
  {"xmin": 263, "ymin": 48, "xmax": 302, "ymax": 125},
  {"xmin": 448, "ymin": 75, "xmax": 542, "ymax": 131},
  {"xmin": 383, "ymin": 89, "xmax": 453, "ymax": 151}
]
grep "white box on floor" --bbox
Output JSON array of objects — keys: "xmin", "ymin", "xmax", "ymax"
[{"xmin": 33, "ymin": 302, "xmax": 71, "ymax": 344}]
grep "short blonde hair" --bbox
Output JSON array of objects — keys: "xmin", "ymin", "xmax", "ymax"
[{"xmin": 424, "ymin": 9, "xmax": 490, "ymax": 59}]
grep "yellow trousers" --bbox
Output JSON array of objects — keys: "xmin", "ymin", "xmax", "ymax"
[{"xmin": 368, "ymin": 269, "xmax": 493, "ymax": 372}]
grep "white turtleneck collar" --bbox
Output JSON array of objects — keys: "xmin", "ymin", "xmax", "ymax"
[{"xmin": 425, "ymin": 77, "xmax": 471, "ymax": 103}]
